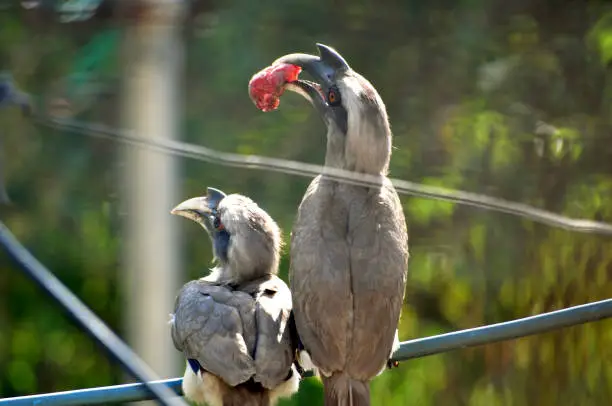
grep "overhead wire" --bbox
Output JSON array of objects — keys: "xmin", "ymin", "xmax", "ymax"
[{"xmin": 30, "ymin": 114, "xmax": 612, "ymax": 236}]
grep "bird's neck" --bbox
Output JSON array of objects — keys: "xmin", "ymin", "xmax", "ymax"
[
  {"xmin": 206, "ymin": 257, "xmax": 278, "ymax": 285},
  {"xmin": 325, "ymin": 120, "xmax": 391, "ymax": 175}
]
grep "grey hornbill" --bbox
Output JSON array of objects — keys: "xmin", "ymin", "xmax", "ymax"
[
  {"xmin": 249, "ymin": 44, "xmax": 409, "ymax": 406},
  {"xmin": 169, "ymin": 187, "xmax": 301, "ymax": 406}
]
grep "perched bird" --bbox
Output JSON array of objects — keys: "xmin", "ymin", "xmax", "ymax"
[
  {"xmin": 250, "ymin": 44, "xmax": 409, "ymax": 406},
  {"xmin": 169, "ymin": 187, "xmax": 300, "ymax": 406}
]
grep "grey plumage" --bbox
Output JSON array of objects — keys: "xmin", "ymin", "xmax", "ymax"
[
  {"xmin": 274, "ymin": 44, "xmax": 409, "ymax": 406},
  {"xmin": 170, "ymin": 188, "xmax": 300, "ymax": 406}
]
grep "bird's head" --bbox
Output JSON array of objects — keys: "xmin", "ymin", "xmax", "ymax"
[
  {"xmin": 171, "ymin": 187, "xmax": 282, "ymax": 283},
  {"xmin": 250, "ymin": 43, "xmax": 392, "ymax": 174}
]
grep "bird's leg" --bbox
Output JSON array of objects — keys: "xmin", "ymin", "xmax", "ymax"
[
  {"xmin": 293, "ymin": 333, "xmax": 307, "ymax": 376},
  {"xmin": 386, "ymin": 330, "xmax": 401, "ymax": 369},
  {"xmin": 387, "ymin": 359, "xmax": 400, "ymax": 369}
]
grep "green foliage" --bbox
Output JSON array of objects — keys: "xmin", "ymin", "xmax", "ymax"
[
  {"xmin": 588, "ymin": 12, "xmax": 612, "ymax": 66},
  {"xmin": 1, "ymin": 1, "xmax": 612, "ymax": 405}
]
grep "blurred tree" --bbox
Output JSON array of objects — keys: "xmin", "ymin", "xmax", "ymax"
[{"xmin": 1, "ymin": 0, "xmax": 611, "ymax": 405}]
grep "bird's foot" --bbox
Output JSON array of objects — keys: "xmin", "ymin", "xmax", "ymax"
[{"xmin": 387, "ymin": 359, "xmax": 400, "ymax": 369}]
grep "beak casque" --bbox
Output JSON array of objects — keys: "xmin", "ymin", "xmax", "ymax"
[
  {"xmin": 170, "ymin": 196, "xmax": 211, "ymax": 223},
  {"xmin": 170, "ymin": 187, "xmax": 227, "ymax": 222},
  {"xmin": 273, "ymin": 43, "xmax": 350, "ymax": 87}
]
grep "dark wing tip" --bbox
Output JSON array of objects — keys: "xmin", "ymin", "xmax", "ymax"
[{"xmin": 187, "ymin": 358, "xmax": 203, "ymax": 374}]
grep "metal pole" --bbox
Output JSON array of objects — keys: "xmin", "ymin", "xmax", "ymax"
[
  {"xmin": 391, "ymin": 297, "xmax": 612, "ymax": 361},
  {"xmin": 120, "ymin": 0, "xmax": 185, "ymax": 385},
  {"xmin": 2, "ymin": 298, "xmax": 610, "ymax": 405},
  {"xmin": 0, "ymin": 223, "xmax": 186, "ymax": 406},
  {"xmin": 0, "ymin": 379, "xmax": 183, "ymax": 406}
]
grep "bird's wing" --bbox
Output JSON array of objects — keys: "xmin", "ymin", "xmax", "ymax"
[
  {"xmin": 170, "ymin": 279, "xmax": 257, "ymax": 387},
  {"xmin": 345, "ymin": 179, "xmax": 409, "ymax": 378},
  {"xmin": 290, "ymin": 177, "xmax": 409, "ymax": 380},
  {"xmin": 289, "ymin": 177, "xmax": 353, "ymax": 374},
  {"xmin": 248, "ymin": 275, "xmax": 296, "ymax": 389}
]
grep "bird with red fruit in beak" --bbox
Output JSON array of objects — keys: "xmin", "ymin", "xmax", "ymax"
[{"xmin": 249, "ymin": 44, "xmax": 409, "ymax": 406}]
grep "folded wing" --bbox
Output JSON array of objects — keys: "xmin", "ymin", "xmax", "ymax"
[
  {"xmin": 171, "ymin": 279, "xmax": 257, "ymax": 387},
  {"xmin": 246, "ymin": 275, "xmax": 296, "ymax": 389}
]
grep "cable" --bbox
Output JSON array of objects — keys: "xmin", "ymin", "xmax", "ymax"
[
  {"xmin": 0, "ymin": 222, "xmax": 188, "ymax": 406},
  {"xmin": 31, "ymin": 115, "xmax": 612, "ymax": 236}
]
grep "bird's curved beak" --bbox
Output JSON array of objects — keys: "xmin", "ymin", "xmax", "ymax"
[
  {"xmin": 274, "ymin": 43, "xmax": 350, "ymax": 132},
  {"xmin": 170, "ymin": 187, "xmax": 227, "ymax": 229},
  {"xmin": 170, "ymin": 196, "xmax": 212, "ymax": 223}
]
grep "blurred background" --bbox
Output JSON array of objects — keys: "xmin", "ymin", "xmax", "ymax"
[{"xmin": 1, "ymin": 0, "xmax": 612, "ymax": 405}]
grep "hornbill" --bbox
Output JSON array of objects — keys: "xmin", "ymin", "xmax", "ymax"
[
  {"xmin": 249, "ymin": 44, "xmax": 409, "ymax": 406},
  {"xmin": 169, "ymin": 187, "xmax": 301, "ymax": 406}
]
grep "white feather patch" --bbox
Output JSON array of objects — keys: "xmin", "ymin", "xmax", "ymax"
[
  {"xmin": 297, "ymin": 350, "xmax": 317, "ymax": 373},
  {"xmin": 181, "ymin": 363, "xmax": 224, "ymax": 406},
  {"xmin": 391, "ymin": 329, "xmax": 400, "ymax": 353},
  {"xmin": 376, "ymin": 330, "xmax": 400, "ymax": 377},
  {"xmin": 269, "ymin": 365, "xmax": 301, "ymax": 406}
]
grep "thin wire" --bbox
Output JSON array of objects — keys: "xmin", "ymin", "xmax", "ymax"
[
  {"xmin": 32, "ymin": 115, "xmax": 612, "ymax": 235},
  {"xmin": 0, "ymin": 222, "xmax": 188, "ymax": 406}
]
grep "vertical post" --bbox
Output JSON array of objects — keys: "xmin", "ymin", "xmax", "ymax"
[{"xmin": 120, "ymin": 0, "xmax": 185, "ymax": 386}]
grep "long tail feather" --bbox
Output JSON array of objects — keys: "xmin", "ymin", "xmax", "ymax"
[{"xmin": 322, "ymin": 373, "xmax": 369, "ymax": 406}]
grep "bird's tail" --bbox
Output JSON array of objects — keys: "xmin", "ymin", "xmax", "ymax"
[
  {"xmin": 322, "ymin": 372, "xmax": 370, "ymax": 406},
  {"xmin": 182, "ymin": 364, "xmax": 271, "ymax": 406},
  {"xmin": 221, "ymin": 384, "xmax": 269, "ymax": 406}
]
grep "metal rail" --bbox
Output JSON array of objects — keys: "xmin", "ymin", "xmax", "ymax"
[
  {"xmin": 0, "ymin": 380, "xmax": 184, "ymax": 406},
  {"xmin": 0, "ymin": 222, "xmax": 188, "ymax": 406},
  {"xmin": 390, "ymin": 297, "xmax": 612, "ymax": 361},
  {"xmin": 2, "ymin": 298, "xmax": 611, "ymax": 405}
]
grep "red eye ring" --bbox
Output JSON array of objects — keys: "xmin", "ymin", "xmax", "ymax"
[
  {"xmin": 327, "ymin": 87, "xmax": 341, "ymax": 106},
  {"xmin": 213, "ymin": 216, "xmax": 224, "ymax": 231}
]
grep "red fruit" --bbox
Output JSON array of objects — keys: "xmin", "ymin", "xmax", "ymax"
[{"xmin": 248, "ymin": 63, "xmax": 302, "ymax": 112}]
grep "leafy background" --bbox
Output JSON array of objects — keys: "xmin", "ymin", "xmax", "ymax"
[{"xmin": 1, "ymin": 0, "xmax": 612, "ymax": 405}]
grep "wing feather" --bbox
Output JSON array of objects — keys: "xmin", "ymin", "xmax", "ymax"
[
  {"xmin": 171, "ymin": 280, "xmax": 256, "ymax": 387},
  {"xmin": 251, "ymin": 276, "xmax": 296, "ymax": 389}
]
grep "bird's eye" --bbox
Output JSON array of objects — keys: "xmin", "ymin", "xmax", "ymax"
[
  {"xmin": 327, "ymin": 87, "xmax": 341, "ymax": 106},
  {"xmin": 213, "ymin": 216, "xmax": 224, "ymax": 231}
]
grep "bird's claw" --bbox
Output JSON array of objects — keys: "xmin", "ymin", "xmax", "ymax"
[{"xmin": 387, "ymin": 360, "xmax": 400, "ymax": 369}]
